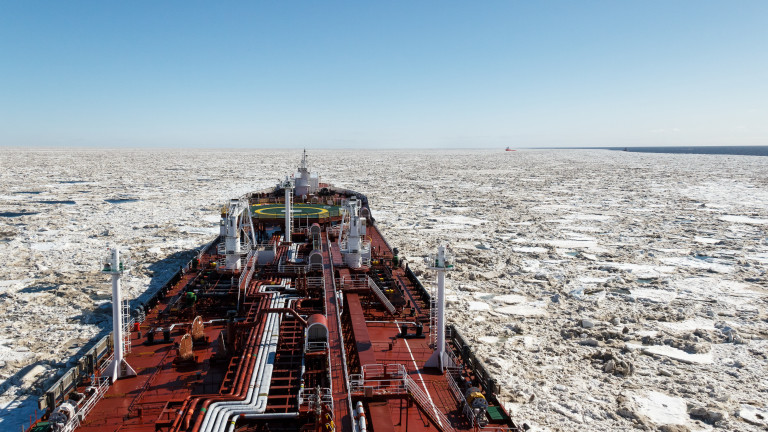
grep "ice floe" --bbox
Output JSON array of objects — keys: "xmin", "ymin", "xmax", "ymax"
[{"xmin": 2, "ymin": 148, "xmax": 767, "ymax": 431}]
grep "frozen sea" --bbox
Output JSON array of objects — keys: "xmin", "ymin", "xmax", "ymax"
[{"xmin": 1, "ymin": 148, "xmax": 767, "ymax": 431}]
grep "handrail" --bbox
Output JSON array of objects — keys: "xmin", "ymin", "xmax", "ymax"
[
  {"xmin": 238, "ymin": 250, "xmax": 256, "ymax": 310},
  {"xmin": 98, "ymin": 352, "xmax": 114, "ymax": 374},
  {"xmin": 237, "ymin": 249, "xmax": 255, "ymax": 289},
  {"xmin": 305, "ymin": 341, "xmax": 329, "ymax": 353},
  {"xmin": 58, "ymin": 376, "xmax": 110, "ymax": 432},
  {"xmin": 277, "ymin": 263, "xmax": 309, "ymax": 274},
  {"xmin": 338, "ymin": 275, "xmax": 368, "ymax": 290},
  {"xmin": 404, "ymin": 374, "xmax": 457, "ymax": 432},
  {"xmin": 349, "ymin": 364, "xmax": 407, "ymax": 396},
  {"xmin": 350, "ymin": 363, "xmax": 457, "ymax": 432},
  {"xmin": 447, "ymin": 371, "xmax": 475, "ymax": 424},
  {"xmin": 297, "ymin": 387, "xmax": 333, "ymax": 410}
]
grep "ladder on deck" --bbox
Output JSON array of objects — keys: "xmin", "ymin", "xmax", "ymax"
[
  {"xmin": 367, "ymin": 276, "xmax": 396, "ymax": 315},
  {"xmin": 122, "ymin": 299, "xmax": 132, "ymax": 354},
  {"xmin": 429, "ymin": 283, "xmax": 438, "ymax": 348}
]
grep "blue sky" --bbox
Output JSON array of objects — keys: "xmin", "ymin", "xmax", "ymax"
[{"xmin": 1, "ymin": 1, "xmax": 766, "ymax": 148}]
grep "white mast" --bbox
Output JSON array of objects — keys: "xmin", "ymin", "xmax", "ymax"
[
  {"xmin": 102, "ymin": 247, "xmax": 136, "ymax": 382},
  {"xmin": 424, "ymin": 244, "xmax": 455, "ymax": 371},
  {"xmin": 282, "ymin": 177, "xmax": 294, "ymax": 242}
]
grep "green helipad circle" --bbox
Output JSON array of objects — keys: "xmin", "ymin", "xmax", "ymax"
[{"xmin": 252, "ymin": 203, "xmax": 332, "ymax": 218}]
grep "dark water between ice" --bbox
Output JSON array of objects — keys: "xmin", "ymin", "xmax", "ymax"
[
  {"xmin": 0, "ymin": 211, "xmax": 40, "ymax": 217},
  {"xmin": 35, "ymin": 200, "xmax": 77, "ymax": 205},
  {"xmin": 105, "ymin": 198, "xmax": 141, "ymax": 204},
  {"xmin": 609, "ymin": 146, "xmax": 768, "ymax": 156}
]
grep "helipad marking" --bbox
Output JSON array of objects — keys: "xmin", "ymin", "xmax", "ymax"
[{"xmin": 252, "ymin": 204, "xmax": 331, "ymax": 217}]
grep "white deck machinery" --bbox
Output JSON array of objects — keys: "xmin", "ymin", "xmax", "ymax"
[
  {"xmin": 424, "ymin": 244, "xmax": 455, "ymax": 371},
  {"xmin": 219, "ymin": 198, "xmax": 257, "ymax": 271},
  {"xmin": 293, "ymin": 149, "xmax": 320, "ymax": 198},
  {"xmin": 339, "ymin": 196, "xmax": 371, "ymax": 268},
  {"xmin": 101, "ymin": 247, "xmax": 137, "ymax": 382}
]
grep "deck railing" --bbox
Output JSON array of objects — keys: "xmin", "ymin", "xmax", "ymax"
[
  {"xmin": 277, "ymin": 262, "xmax": 309, "ymax": 274},
  {"xmin": 404, "ymin": 374, "xmax": 457, "ymax": 432},
  {"xmin": 58, "ymin": 376, "xmax": 110, "ymax": 432},
  {"xmin": 447, "ymin": 371, "xmax": 475, "ymax": 424},
  {"xmin": 97, "ymin": 352, "xmax": 114, "ymax": 375},
  {"xmin": 305, "ymin": 341, "xmax": 329, "ymax": 353},
  {"xmin": 338, "ymin": 275, "xmax": 368, "ymax": 290},
  {"xmin": 297, "ymin": 387, "xmax": 333, "ymax": 410},
  {"xmin": 349, "ymin": 363, "xmax": 407, "ymax": 396},
  {"xmin": 351, "ymin": 363, "xmax": 459, "ymax": 432}
]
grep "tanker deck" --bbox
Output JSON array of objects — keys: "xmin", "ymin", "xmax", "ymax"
[{"xmin": 26, "ymin": 152, "xmax": 525, "ymax": 432}]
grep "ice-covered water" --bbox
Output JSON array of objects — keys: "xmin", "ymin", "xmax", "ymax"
[{"xmin": 1, "ymin": 148, "xmax": 767, "ymax": 430}]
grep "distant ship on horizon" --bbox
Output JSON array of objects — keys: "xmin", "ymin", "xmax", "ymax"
[{"xmin": 505, "ymin": 146, "xmax": 515, "ymax": 151}]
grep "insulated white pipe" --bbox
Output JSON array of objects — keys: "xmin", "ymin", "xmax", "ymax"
[
  {"xmin": 214, "ymin": 303, "xmax": 282, "ymax": 430},
  {"xmin": 200, "ymin": 293, "xmax": 281, "ymax": 432},
  {"xmin": 210, "ymin": 303, "xmax": 279, "ymax": 431},
  {"xmin": 200, "ymin": 279, "xmax": 286, "ymax": 431},
  {"xmin": 203, "ymin": 311, "xmax": 275, "ymax": 431},
  {"xmin": 356, "ymin": 401, "xmax": 367, "ymax": 432},
  {"xmin": 202, "ymin": 290, "xmax": 293, "ymax": 432},
  {"xmin": 199, "ymin": 310, "xmax": 269, "ymax": 431}
]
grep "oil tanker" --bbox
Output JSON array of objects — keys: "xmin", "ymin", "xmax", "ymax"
[{"xmin": 25, "ymin": 152, "xmax": 526, "ymax": 432}]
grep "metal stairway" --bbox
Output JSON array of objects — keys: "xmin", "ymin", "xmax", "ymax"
[{"xmin": 367, "ymin": 276, "xmax": 396, "ymax": 315}]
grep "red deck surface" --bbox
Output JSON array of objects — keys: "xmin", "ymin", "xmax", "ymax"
[
  {"xmin": 361, "ymin": 323, "xmax": 470, "ymax": 432},
  {"xmin": 78, "ymin": 273, "xmax": 230, "ymax": 431},
  {"xmin": 31, "ymin": 190, "xmax": 520, "ymax": 432},
  {"xmin": 323, "ymin": 233, "xmax": 352, "ymax": 431},
  {"xmin": 347, "ymin": 224, "xmax": 471, "ymax": 432}
]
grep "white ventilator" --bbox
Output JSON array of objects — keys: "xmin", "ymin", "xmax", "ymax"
[
  {"xmin": 339, "ymin": 196, "xmax": 370, "ymax": 268},
  {"xmin": 222, "ymin": 200, "xmax": 243, "ymax": 270},
  {"xmin": 424, "ymin": 244, "xmax": 455, "ymax": 371},
  {"xmin": 102, "ymin": 247, "xmax": 136, "ymax": 382},
  {"xmin": 219, "ymin": 198, "xmax": 257, "ymax": 270}
]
